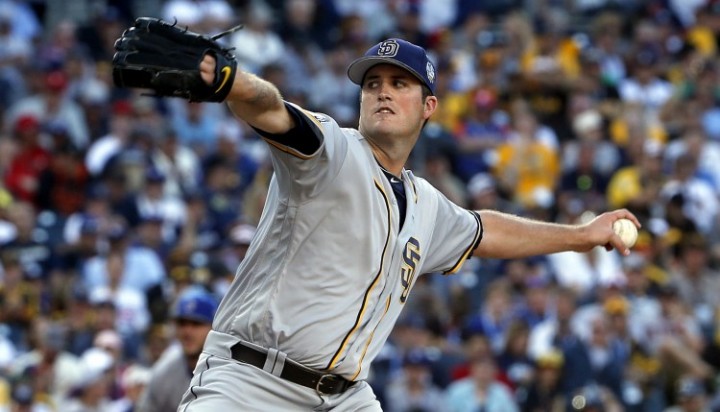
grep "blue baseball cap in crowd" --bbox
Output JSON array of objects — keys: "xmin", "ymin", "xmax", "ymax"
[
  {"xmin": 347, "ymin": 38, "xmax": 437, "ymax": 95},
  {"xmin": 677, "ymin": 377, "xmax": 705, "ymax": 397},
  {"xmin": 11, "ymin": 383, "xmax": 34, "ymax": 405},
  {"xmin": 403, "ymin": 349, "xmax": 433, "ymax": 368},
  {"xmin": 172, "ymin": 291, "xmax": 218, "ymax": 324}
]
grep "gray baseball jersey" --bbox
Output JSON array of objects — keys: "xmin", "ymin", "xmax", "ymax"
[{"xmin": 207, "ymin": 102, "xmax": 482, "ymax": 381}]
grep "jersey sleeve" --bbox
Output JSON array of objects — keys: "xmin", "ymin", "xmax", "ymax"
[
  {"xmin": 421, "ymin": 184, "xmax": 483, "ymax": 275},
  {"xmin": 252, "ymin": 102, "xmax": 349, "ymax": 202}
]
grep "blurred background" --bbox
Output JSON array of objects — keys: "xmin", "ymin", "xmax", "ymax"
[{"xmin": 0, "ymin": 0, "xmax": 720, "ymax": 411}]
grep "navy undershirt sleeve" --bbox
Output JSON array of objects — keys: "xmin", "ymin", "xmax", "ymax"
[{"xmin": 251, "ymin": 103, "xmax": 322, "ymax": 155}]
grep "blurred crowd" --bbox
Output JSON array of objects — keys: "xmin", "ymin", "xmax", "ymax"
[{"xmin": 1, "ymin": 0, "xmax": 720, "ymax": 411}]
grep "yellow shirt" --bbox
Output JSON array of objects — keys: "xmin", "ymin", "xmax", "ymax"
[
  {"xmin": 493, "ymin": 140, "xmax": 560, "ymax": 207},
  {"xmin": 433, "ymin": 90, "xmax": 470, "ymax": 132},
  {"xmin": 687, "ymin": 26, "xmax": 717, "ymax": 57},
  {"xmin": 520, "ymin": 38, "xmax": 581, "ymax": 78},
  {"xmin": 606, "ymin": 166, "xmax": 641, "ymax": 209},
  {"xmin": 0, "ymin": 379, "xmax": 8, "ymax": 407}
]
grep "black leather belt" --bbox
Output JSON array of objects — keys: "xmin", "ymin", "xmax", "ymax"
[{"xmin": 230, "ymin": 342, "xmax": 356, "ymax": 396}]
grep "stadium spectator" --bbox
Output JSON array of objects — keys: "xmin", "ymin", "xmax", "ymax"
[
  {"xmin": 528, "ymin": 287, "xmax": 594, "ymax": 397},
  {"xmin": 228, "ymin": 1, "xmax": 286, "ymax": 75},
  {"xmin": 84, "ymin": 100, "xmax": 135, "ymax": 178},
  {"xmin": 444, "ymin": 355, "xmax": 519, "ymax": 412},
  {"xmin": 517, "ymin": 349, "xmax": 565, "ymax": 412},
  {"xmin": 453, "ymin": 87, "xmax": 509, "ymax": 181},
  {"xmin": 3, "ymin": 115, "xmax": 50, "ymax": 205},
  {"xmin": 4, "ymin": 70, "xmax": 88, "ymax": 149},
  {"xmin": 384, "ymin": 349, "xmax": 445, "ymax": 412},
  {"xmin": 59, "ymin": 347, "xmax": 116, "ymax": 412},
  {"xmin": 137, "ymin": 289, "xmax": 217, "ymax": 412},
  {"xmin": 9, "ymin": 319, "xmax": 81, "ymax": 406},
  {"xmin": 492, "ymin": 104, "xmax": 560, "ymax": 209}
]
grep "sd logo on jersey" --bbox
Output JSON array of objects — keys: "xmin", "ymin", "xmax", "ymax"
[{"xmin": 400, "ymin": 237, "xmax": 421, "ymax": 303}]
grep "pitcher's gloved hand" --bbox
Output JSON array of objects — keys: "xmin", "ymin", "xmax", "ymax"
[{"xmin": 112, "ymin": 17, "xmax": 241, "ymax": 102}]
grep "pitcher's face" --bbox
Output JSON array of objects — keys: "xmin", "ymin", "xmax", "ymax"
[{"xmin": 358, "ymin": 64, "xmax": 434, "ymax": 141}]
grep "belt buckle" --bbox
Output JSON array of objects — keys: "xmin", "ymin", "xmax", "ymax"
[{"xmin": 315, "ymin": 374, "xmax": 338, "ymax": 396}]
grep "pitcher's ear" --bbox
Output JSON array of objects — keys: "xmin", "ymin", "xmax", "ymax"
[{"xmin": 424, "ymin": 95, "xmax": 438, "ymax": 119}]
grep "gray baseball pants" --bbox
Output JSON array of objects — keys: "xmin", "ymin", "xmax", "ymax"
[{"xmin": 177, "ymin": 332, "xmax": 382, "ymax": 411}]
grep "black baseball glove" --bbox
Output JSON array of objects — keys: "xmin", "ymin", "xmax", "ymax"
[{"xmin": 112, "ymin": 17, "xmax": 241, "ymax": 102}]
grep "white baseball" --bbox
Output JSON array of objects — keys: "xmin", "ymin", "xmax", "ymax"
[{"xmin": 613, "ymin": 218, "xmax": 637, "ymax": 248}]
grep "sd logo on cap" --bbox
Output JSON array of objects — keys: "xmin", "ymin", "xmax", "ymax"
[{"xmin": 347, "ymin": 38, "xmax": 437, "ymax": 95}]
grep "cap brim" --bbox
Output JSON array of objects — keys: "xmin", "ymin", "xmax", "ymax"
[
  {"xmin": 347, "ymin": 57, "xmax": 427, "ymax": 90},
  {"xmin": 175, "ymin": 314, "xmax": 212, "ymax": 324}
]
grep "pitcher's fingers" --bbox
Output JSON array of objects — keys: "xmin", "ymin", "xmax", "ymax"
[
  {"xmin": 614, "ymin": 208, "xmax": 641, "ymax": 228},
  {"xmin": 200, "ymin": 55, "xmax": 216, "ymax": 85},
  {"xmin": 608, "ymin": 232, "xmax": 630, "ymax": 256}
]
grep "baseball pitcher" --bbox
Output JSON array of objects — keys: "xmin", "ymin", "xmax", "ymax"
[{"xmin": 112, "ymin": 18, "xmax": 640, "ymax": 411}]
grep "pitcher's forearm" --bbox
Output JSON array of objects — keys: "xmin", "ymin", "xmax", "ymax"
[
  {"xmin": 474, "ymin": 208, "xmax": 638, "ymax": 259},
  {"xmin": 474, "ymin": 210, "xmax": 589, "ymax": 259},
  {"xmin": 226, "ymin": 71, "xmax": 294, "ymax": 134}
]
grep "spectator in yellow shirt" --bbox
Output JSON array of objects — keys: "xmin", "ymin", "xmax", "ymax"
[
  {"xmin": 606, "ymin": 140, "xmax": 666, "ymax": 219},
  {"xmin": 493, "ymin": 108, "xmax": 560, "ymax": 209}
]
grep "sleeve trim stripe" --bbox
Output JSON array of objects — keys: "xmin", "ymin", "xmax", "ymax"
[
  {"xmin": 300, "ymin": 108, "xmax": 324, "ymax": 130},
  {"xmin": 262, "ymin": 137, "xmax": 315, "ymax": 160},
  {"xmin": 470, "ymin": 210, "xmax": 483, "ymax": 253},
  {"xmin": 442, "ymin": 210, "xmax": 483, "ymax": 275}
]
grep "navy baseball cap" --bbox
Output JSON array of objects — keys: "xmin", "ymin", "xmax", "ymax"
[
  {"xmin": 403, "ymin": 349, "xmax": 433, "ymax": 367},
  {"xmin": 11, "ymin": 383, "xmax": 34, "ymax": 405},
  {"xmin": 172, "ymin": 291, "xmax": 218, "ymax": 324},
  {"xmin": 348, "ymin": 38, "xmax": 437, "ymax": 95},
  {"xmin": 677, "ymin": 377, "xmax": 705, "ymax": 397}
]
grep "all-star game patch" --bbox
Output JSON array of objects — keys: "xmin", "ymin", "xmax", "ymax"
[{"xmin": 312, "ymin": 113, "xmax": 330, "ymax": 123}]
